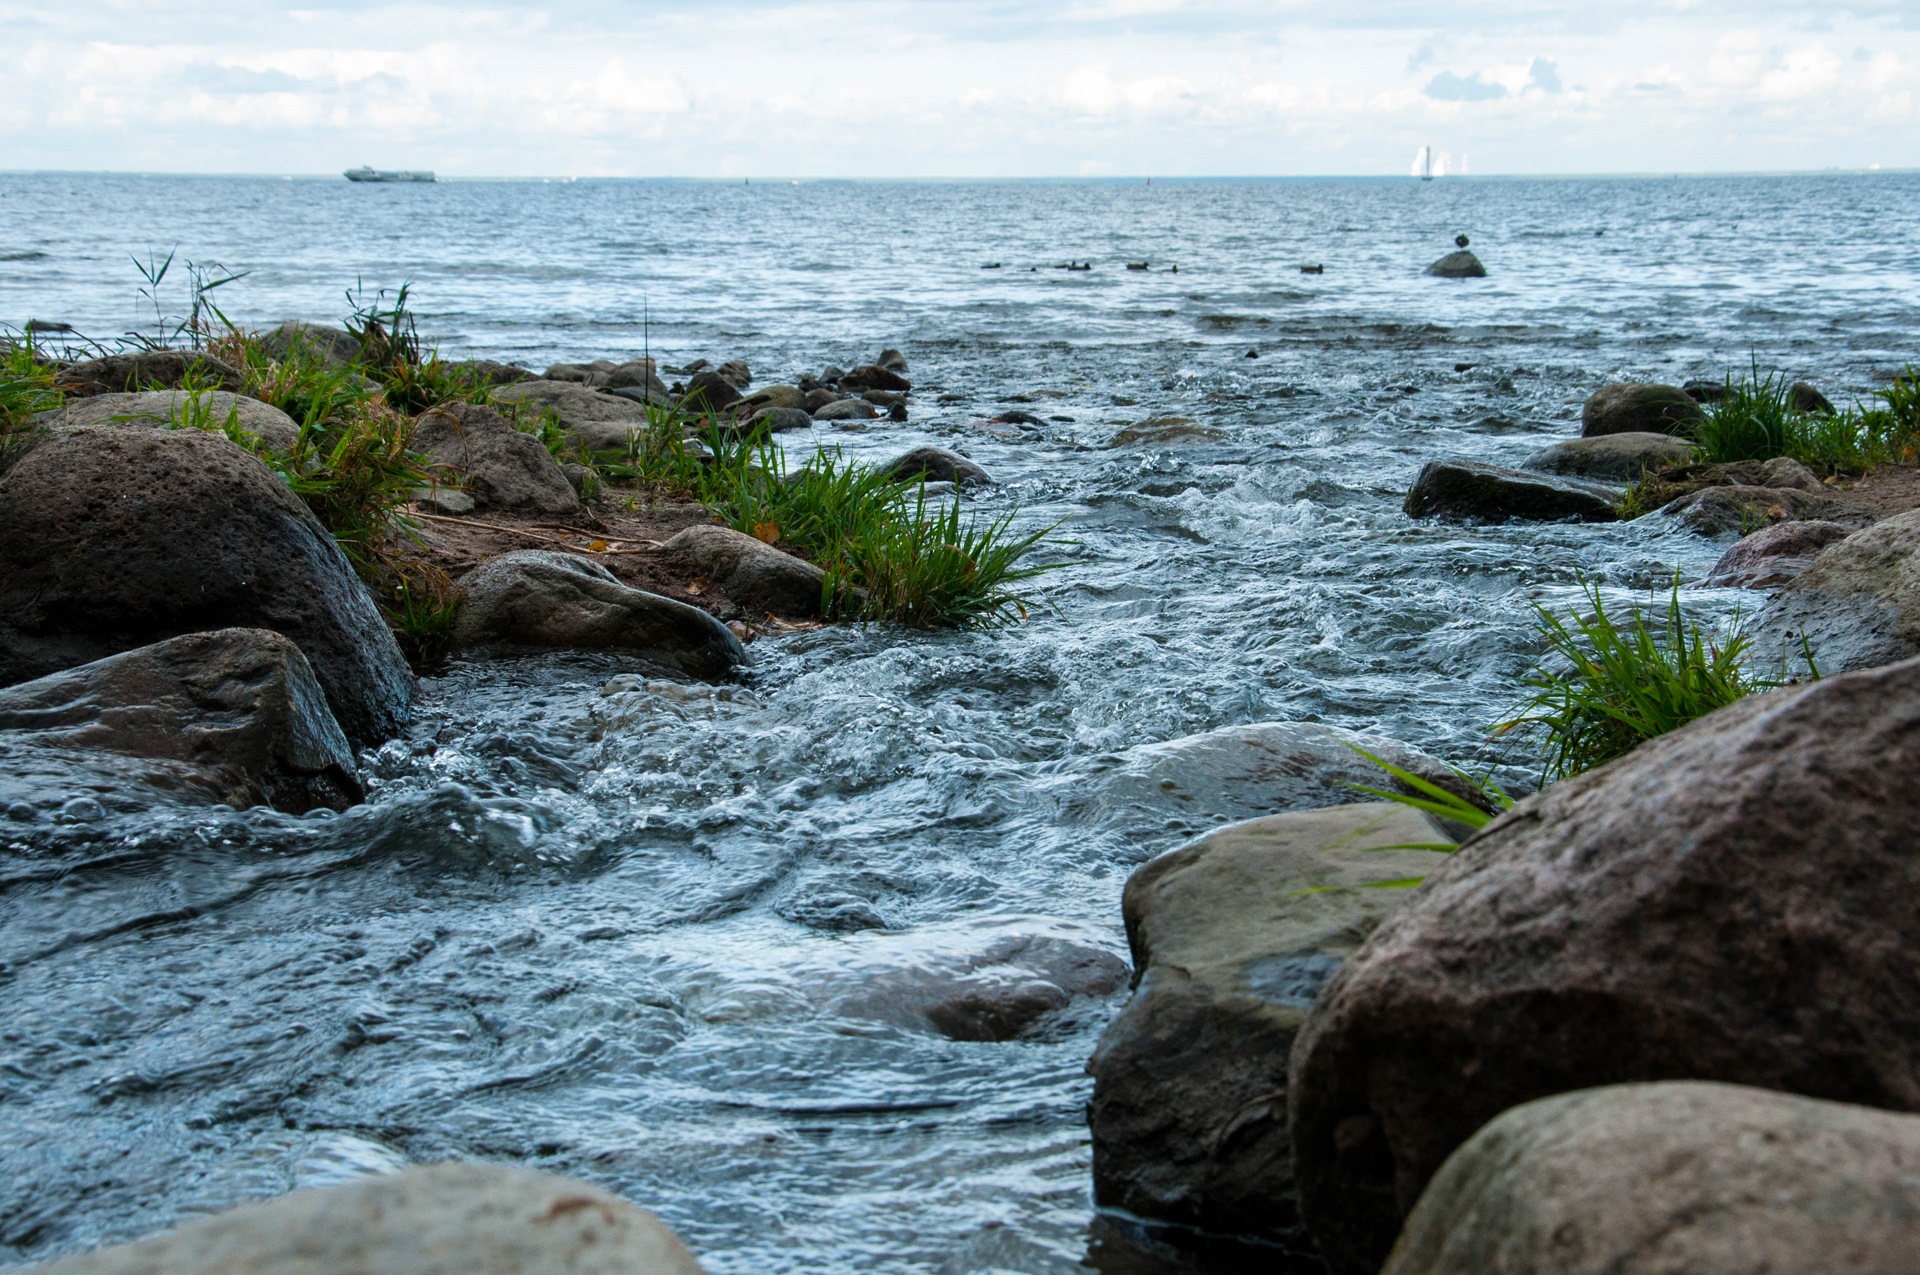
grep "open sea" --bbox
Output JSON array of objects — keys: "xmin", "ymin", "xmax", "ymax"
[{"xmin": 2, "ymin": 172, "xmax": 1919, "ymax": 1272}]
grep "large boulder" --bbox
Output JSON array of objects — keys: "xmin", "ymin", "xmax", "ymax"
[
  {"xmin": 1755, "ymin": 508, "xmax": 1920, "ymax": 672},
  {"xmin": 1287, "ymin": 656, "xmax": 1920, "ymax": 1275},
  {"xmin": 39, "ymin": 390, "xmax": 300, "ymax": 453},
  {"xmin": 0, "ymin": 629, "xmax": 360, "ymax": 815},
  {"xmin": 1704, "ymin": 519, "xmax": 1853, "ymax": 589},
  {"xmin": 1385, "ymin": 1082, "xmax": 1920, "ymax": 1275},
  {"xmin": 490, "ymin": 380, "xmax": 650, "ymax": 452},
  {"xmin": 259, "ymin": 321, "xmax": 362, "ymax": 367},
  {"xmin": 604, "ymin": 360, "xmax": 667, "ymax": 395},
  {"xmin": 1580, "ymin": 382, "xmax": 1707, "ymax": 438},
  {"xmin": 454, "ymin": 550, "xmax": 746, "ymax": 679},
  {"xmin": 56, "ymin": 350, "xmax": 246, "ymax": 398},
  {"xmin": 0, "ymin": 428, "xmax": 411, "ymax": 746},
  {"xmin": 1657, "ymin": 483, "xmax": 1863, "ymax": 536},
  {"xmin": 29, "ymin": 1161, "xmax": 704, "ymax": 1274},
  {"xmin": 662, "ymin": 524, "xmax": 828, "ymax": 618},
  {"xmin": 1089, "ymin": 803, "xmax": 1452, "ymax": 1248},
  {"xmin": 1423, "ymin": 251, "xmax": 1486, "ymax": 279},
  {"xmin": 877, "ymin": 446, "xmax": 991, "ymax": 487},
  {"xmin": 1519, "ymin": 432, "xmax": 1693, "ymax": 483},
  {"xmin": 1403, "ymin": 459, "xmax": 1618, "ymax": 523},
  {"xmin": 678, "ymin": 370, "xmax": 744, "ymax": 414},
  {"xmin": 410, "ymin": 402, "xmax": 580, "ymax": 516}
]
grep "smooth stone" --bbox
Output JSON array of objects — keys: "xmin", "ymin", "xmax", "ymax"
[
  {"xmin": 1089, "ymin": 803, "xmax": 1451, "ymax": 1247},
  {"xmin": 1759, "ymin": 455, "xmax": 1824, "ymax": 491},
  {"xmin": 0, "ymin": 427, "xmax": 410, "ymax": 747},
  {"xmin": 0, "ymin": 629, "xmax": 361, "ymax": 814},
  {"xmin": 542, "ymin": 359, "xmax": 618, "ymax": 385},
  {"xmin": 801, "ymin": 387, "xmax": 841, "ymax": 413},
  {"xmin": 40, "ymin": 390, "xmax": 300, "ymax": 453},
  {"xmin": 489, "ymin": 380, "xmax": 650, "ymax": 452},
  {"xmin": 603, "ymin": 384, "xmax": 674, "ymax": 408},
  {"xmin": 57, "ymin": 350, "xmax": 245, "ymax": 397},
  {"xmin": 27, "ymin": 1161, "xmax": 704, "ymax": 1275},
  {"xmin": 1789, "ymin": 381, "xmax": 1836, "ymax": 415},
  {"xmin": 412, "ymin": 487, "xmax": 476, "ymax": 515},
  {"xmin": 1404, "ymin": 459, "xmax": 1619, "ymax": 522},
  {"xmin": 1108, "ymin": 416, "xmax": 1225, "ymax": 447},
  {"xmin": 662, "ymin": 524, "xmax": 828, "ymax": 618},
  {"xmin": 839, "ymin": 363, "xmax": 912, "ymax": 393},
  {"xmin": 1704, "ymin": 519, "xmax": 1853, "ymax": 588},
  {"xmin": 603, "ymin": 359, "xmax": 668, "ymax": 395},
  {"xmin": 677, "ymin": 369, "xmax": 744, "ymax": 414},
  {"xmin": 812, "ymin": 397, "xmax": 878, "ymax": 421},
  {"xmin": 1681, "ymin": 377, "xmax": 1727, "ymax": 403},
  {"xmin": 876, "ymin": 348, "xmax": 909, "ymax": 372},
  {"xmin": 1519, "ymin": 432, "xmax": 1693, "ymax": 483},
  {"xmin": 746, "ymin": 406, "xmax": 814, "ymax": 433},
  {"xmin": 1386, "ymin": 1082, "xmax": 1920, "ymax": 1275},
  {"xmin": 1657, "ymin": 484, "xmax": 1860, "ymax": 536},
  {"xmin": 454, "ymin": 550, "xmax": 746, "ymax": 679},
  {"xmin": 713, "ymin": 359, "xmax": 751, "ymax": 390},
  {"xmin": 410, "ymin": 402, "xmax": 580, "ymax": 516},
  {"xmin": 734, "ymin": 384, "xmax": 805, "ymax": 415},
  {"xmin": 876, "ymin": 446, "xmax": 990, "ymax": 487},
  {"xmin": 258, "ymin": 321, "xmax": 361, "ymax": 367},
  {"xmin": 1288, "ymin": 656, "xmax": 1920, "ymax": 1275},
  {"xmin": 1755, "ymin": 508, "xmax": 1920, "ymax": 673},
  {"xmin": 1581, "ymin": 382, "xmax": 1707, "ymax": 438},
  {"xmin": 1423, "ymin": 251, "xmax": 1485, "ymax": 279}
]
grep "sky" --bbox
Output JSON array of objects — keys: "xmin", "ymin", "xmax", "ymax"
[{"xmin": 1, "ymin": 1, "xmax": 1916, "ymax": 177}]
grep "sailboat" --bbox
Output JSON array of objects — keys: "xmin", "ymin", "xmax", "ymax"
[{"xmin": 1411, "ymin": 146, "xmax": 1434, "ymax": 181}]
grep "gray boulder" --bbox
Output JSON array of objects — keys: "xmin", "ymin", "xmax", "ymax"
[
  {"xmin": 1705, "ymin": 520, "xmax": 1853, "ymax": 589},
  {"xmin": 1519, "ymin": 432, "xmax": 1693, "ymax": 483},
  {"xmin": 1424, "ymin": 251, "xmax": 1486, "ymax": 279},
  {"xmin": 0, "ymin": 427, "xmax": 411, "ymax": 746},
  {"xmin": 1789, "ymin": 381, "xmax": 1836, "ymax": 415},
  {"xmin": 747, "ymin": 406, "xmax": 814, "ymax": 434},
  {"xmin": 57, "ymin": 350, "xmax": 245, "ymax": 398},
  {"xmin": 40, "ymin": 390, "xmax": 301, "ymax": 454},
  {"xmin": 678, "ymin": 370, "xmax": 744, "ymax": 414},
  {"xmin": 490, "ymin": 380, "xmax": 650, "ymax": 452},
  {"xmin": 877, "ymin": 446, "xmax": 990, "ymax": 487},
  {"xmin": 802, "ymin": 388, "xmax": 842, "ymax": 413},
  {"xmin": 735, "ymin": 384, "xmax": 805, "ymax": 415},
  {"xmin": 1385, "ymin": 1082, "xmax": 1920, "ymax": 1275},
  {"xmin": 0, "ymin": 629, "xmax": 361, "ymax": 815},
  {"xmin": 604, "ymin": 359, "xmax": 667, "ymax": 395},
  {"xmin": 1657, "ymin": 484, "xmax": 1862, "ymax": 536},
  {"xmin": 454, "ymin": 550, "xmax": 746, "ymax": 679},
  {"xmin": 1581, "ymin": 382, "xmax": 1707, "ymax": 438},
  {"xmin": 1089, "ymin": 803, "xmax": 1452, "ymax": 1247},
  {"xmin": 542, "ymin": 359, "xmax": 617, "ymax": 385},
  {"xmin": 663, "ymin": 524, "xmax": 828, "ymax": 618},
  {"xmin": 259, "ymin": 321, "xmax": 361, "ymax": 367},
  {"xmin": 714, "ymin": 359, "xmax": 752, "ymax": 390},
  {"xmin": 28, "ymin": 1161, "xmax": 704, "ymax": 1275},
  {"xmin": 1759, "ymin": 455, "xmax": 1825, "ymax": 491},
  {"xmin": 410, "ymin": 402, "xmax": 580, "ymax": 516},
  {"xmin": 1288, "ymin": 656, "xmax": 1920, "ymax": 1275},
  {"xmin": 876, "ymin": 348, "xmax": 909, "ymax": 372},
  {"xmin": 1755, "ymin": 508, "xmax": 1920, "ymax": 672},
  {"xmin": 812, "ymin": 397, "xmax": 878, "ymax": 421},
  {"xmin": 1404, "ymin": 459, "xmax": 1618, "ymax": 522}
]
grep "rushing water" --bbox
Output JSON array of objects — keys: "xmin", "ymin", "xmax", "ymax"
[{"xmin": 3, "ymin": 173, "xmax": 1919, "ymax": 1272}]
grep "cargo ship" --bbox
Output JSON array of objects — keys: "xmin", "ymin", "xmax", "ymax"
[{"xmin": 343, "ymin": 166, "xmax": 435, "ymax": 183}]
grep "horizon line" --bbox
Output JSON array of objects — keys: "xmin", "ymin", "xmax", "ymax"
[{"xmin": 2, "ymin": 167, "xmax": 1914, "ymax": 183}]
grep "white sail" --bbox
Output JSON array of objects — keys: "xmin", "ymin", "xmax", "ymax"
[
  {"xmin": 1409, "ymin": 145, "xmax": 1431, "ymax": 179},
  {"xmin": 1434, "ymin": 150, "xmax": 1452, "ymax": 178}
]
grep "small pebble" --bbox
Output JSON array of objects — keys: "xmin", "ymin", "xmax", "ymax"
[{"xmin": 58, "ymin": 796, "xmax": 107, "ymax": 824}]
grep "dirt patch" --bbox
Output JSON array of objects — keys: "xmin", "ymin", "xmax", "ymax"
[{"xmin": 1832, "ymin": 464, "xmax": 1920, "ymax": 521}]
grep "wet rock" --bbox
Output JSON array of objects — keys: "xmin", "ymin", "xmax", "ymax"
[
  {"xmin": 1657, "ymin": 484, "xmax": 1860, "ymax": 536},
  {"xmin": 0, "ymin": 629, "xmax": 361, "ymax": 814},
  {"xmin": 490, "ymin": 379, "xmax": 650, "ymax": 452},
  {"xmin": 1789, "ymin": 381, "xmax": 1836, "ymax": 415},
  {"xmin": 1754, "ymin": 508, "xmax": 1920, "ymax": 673},
  {"xmin": 1423, "ymin": 251, "xmax": 1485, "ymax": 279},
  {"xmin": 543, "ymin": 358, "xmax": 618, "ymax": 386},
  {"xmin": 1681, "ymin": 377, "xmax": 1728, "ymax": 403},
  {"xmin": 1404, "ymin": 459, "xmax": 1619, "ymax": 523},
  {"xmin": 56, "ymin": 350, "xmax": 245, "ymax": 397},
  {"xmin": 876, "ymin": 348, "xmax": 909, "ymax": 372},
  {"xmin": 445, "ymin": 358, "xmax": 532, "ymax": 388},
  {"xmin": 1385, "ymin": 1081, "xmax": 1920, "ymax": 1275},
  {"xmin": 0, "ymin": 427, "xmax": 411, "ymax": 746},
  {"xmin": 40, "ymin": 390, "xmax": 301, "ymax": 453},
  {"xmin": 1109, "ymin": 417, "xmax": 1225, "ymax": 448},
  {"xmin": 746, "ymin": 406, "xmax": 814, "ymax": 434},
  {"xmin": 603, "ymin": 384, "xmax": 674, "ymax": 409},
  {"xmin": 1519, "ymin": 432, "xmax": 1693, "ymax": 483},
  {"xmin": 1705, "ymin": 520, "xmax": 1852, "ymax": 589},
  {"xmin": 30, "ymin": 1161, "xmax": 705, "ymax": 1275},
  {"xmin": 887, "ymin": 401, "xmax": 909, "ymax": 423},
  {"xmin": 1288, "ymin": 656, "xmax": 1920, "ymax": 1275},
  {"xmin": 840, "ymin": 364, "xmax": 912, "ymax": 393},
  {"xmin": 1089, "ymin": 803, "xmax": 1451, "ymax": 1247},
  {"xmin": 877, "ymin": 446, "xmax": 990, "ymax": 487},
  {"xmin": 454, "ymin": 550, "xmax": 746, "ymax": 679},
  {"xmin": 813, "ymin": 396, "xmax": 877, "ymax": 421},
  {"xmin": 735, "ymin": 384, "xmax": 805, "ymax": 415},
  {"xmin": 714, "ymin": 359, "xmax": 752, "ymax": 390},
  {"xmin": 678, "ymin": 369, "xmax": 744, "ymax": 415},
  {"xmin": 259, "ymin": 321, "xmax": 362, "ymax": 367},
  {"xmin": 859, "ymin": 389, "xmax": 907, "ymax": 407},
  {"xmin": 802, "ymin": 388, "xmax": 842, "ymax": 414},
  {"xmin": 410, "ymin": 402, "xmax": 580, "ymax": 516},
  {"xmin": 1580, "ymin": 382, "xmax": 1707, "ymax": 438},
  {"xmin": 604, "ymin": 359, "xmax": 667, "ymax": 395},
  {"xmin": 662, "ymin": 524, "xmax": 828, "ymax": 618}
]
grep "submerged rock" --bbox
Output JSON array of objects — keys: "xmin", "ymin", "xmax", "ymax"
[
  {"xmin": 1089, "ymin": 803, "xmax": 1451, "ymax": 1248},
  {"xmin": 1519, "ymin": 432, "xmax": 1693, "ymax": 483},
  {"xmin": 0, "ymin": 427, "xmax": 411, "ymax": 746},
  {"xmin": 1705, "ymin": 519, "xmax": 1853, "ymax": 589},
  {"xmin": 1288, "ymin": 656, "xmax": 1920, "ymax": 1275},
  {"xmin": 56, "ymin": 350, "xmax": 245, "ymax": 397},
  {"xmin": 39, "ymin": 390, "xmax": 300, "ymax": 453},
  {"xmin": 29, "ymin": 1161, "xmax": 704, "ymax": 1275},
  {"xmin": 1404, "ymin": 458, "xmax": 1618, "ymax": 522},
  {"xmin": 876, "ymin": 446, "xmax": 990, "ymax": 487},
  {"xmin": 1580, "ymin": 382, "xmax": 1706, "ymax": 438},
  {"xmin": 0, "ymin": 629, "xmax": 361, "ymax": 814},
  {"xmin": 490, "ymin": 379, "xmax": 650, "ymax": 452},
  {"xmin": 1386, "ymin": 1082, "xmax": 1920, "ymax": 1275},
  {"xmin": 1423, "ymin": 251, "xmax": 1486, "ymax": 279},
  {"xmin": 454, "ymin": 550, "xmax": 746, "ymax": 679},
  {"xmin": 410, "ymin": 402, "xmax": 580, "ymax": 516},
  {"xmin": 663, "ymin": 525, "xmax": 828, "ymax": 618},
  {"xmin": 1755, "ymin": 508, "xmax": 1920, "ymax": 672}
]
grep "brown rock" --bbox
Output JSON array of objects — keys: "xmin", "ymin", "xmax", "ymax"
[
  {"xmin": 1789, "ymin": 381, "xmax": 1836, "ymax": 415},
  {"xmin": 1705, "ymin": 519, "xmax": 1852, "ymax": 589},
  {"xmin": 1404, "ymin": 459, "xmax": 1618, "ymax": 523},
  {"xmin": 258, "ymin": 322, "xmax": 361, "ymax": 367},
  {"xmin": 876, "ymin": 446, "xmax": 990, "ymax": 487},
  {"xmin": 840, "ymin": 364, "xmax": 912, "ymax": 393},
  {"xmin": 812, "ymin": 397, "xmax": 877, "ymax": 422},
  {"xmin": 1288, "ymin": 656, "xmax": 1920, "ymax": 1275},
  {"xmin": 678, "ymin": 370, "xmax": 743, "ymax": 414},
  {"xmin": 1756, "ymin": 507, "xmax": 1920, "ymax": 673},
  {"xmin": 1658, "ymin": 483, "xmax": 1864, "ymax": 536},
  {"xmin": 662, "ymin": 524, "xmax": 828, "ymax": 618},
  {"xmin": 1580, "ymin": 382, "xmax": 1707, "ymax": 438},
  {"xmin": 411, "ymin": 402, "xmax": 580, "ymax": 516},
  {"xmin": 56, "ymin": 350, "xmax": 245, "ymax": 398}
]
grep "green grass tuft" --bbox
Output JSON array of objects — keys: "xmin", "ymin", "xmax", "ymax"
[{"xmin": 1691, "ymin": 362, "xmax": 1920, "ymax": 472}]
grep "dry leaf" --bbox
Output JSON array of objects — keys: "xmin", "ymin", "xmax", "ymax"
[
  {"xmin": 752, "ymin": 521, "xmax": 781, "ymax": 544},
  {"xmin": 686, "ymin": 575, "xmax": 710, "ymax": 596},
  {"xmin": 588, "ymin": 539, "xmax": 608, "ymax": 552}
]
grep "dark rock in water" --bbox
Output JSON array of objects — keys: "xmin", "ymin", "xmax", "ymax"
[
  {"xmin": 0, "ymin": 628, "xmax": 361, "ymax": 814},
  {"xmin": 877, "ymin": 446, "xmax": 990, "ymax": 487},
  {"xmin": 679, "ymin": 369, "xmax": 745, "ymax": 414},
  {"xmin": 993, "ymin": 408, "xmax": 1046, "ymax": 427},
  {"xmin": 0, "ymin": 427, "xmax": 411, "ymax": 747},
  {"xmin": 1681, "ymin": 377, "xmax": 1728, "ymax": 403},
  {"xmin": 859, "ymin": 389, "xmax": 905, "ymax": 407},
  {"xmin": 1706, "ymin": 520, "xmax": 1853, "ymax": 589},
  {"xmin": 259, "ymin": 321, "xmax": 361, "ymax": 367},
  {"xmin": 454, "ymin": 550, "xmax": 746, "ymax": 679},
  {"xmin": 1789, "ymin": 380, "xmax": 1836, "ymax": 415},
  {"xmin": 410, "ymin": 401, "xmax": 580, "ymax": 516},
  {"xmin": 1657, "ymin": 484, "xmax": 1861, "ymax": 536},
  {"xmin": 1289, "ymin": 655, "xmax": 1920, "ymax": 1275},
  {"xmin": 1384, "ymin": 1082, "xmax": 1920, "ymax": 1275},
  {"xmin": 1423, "ymin": 251, "xmax": 1485, "ymax": 279},
  {"xmin": 40, "ymin": 390, "xmax": 300, "ymax": 453},
  {"xmin": 812, "ymin": 397, "xmax": 878, "ymax": 421},
  {"xmin": 746, "ymin": 406, "xmax": 815, "ymax": 434},
  {"xmin": 26, "ymin": 1161, "xmax": 706, "ymax": 1275},
  {"xmin": 446, "ymin": 358, "xmax": 532, "ymax": 388},
  {"xmin": 603, "ymin": 359, "xmax": 667, "ymax": 395},
  {"xmin": 1520, "ymin": 432, "xmax": 1694, "ymax": 483},
  {"xmin": 1404, "ymin": 458, "xmax": 1619, "ymax": 523},
  {"xmin": 57, "ymin": 350, "xmax": 245, "ymax": 398},
  {"xmin": 735, "ymin": 384, "xmax": 806, "ymax": 416},
  {"xmin": 876, "ymin": 348, "xmax": 909, "ymax": 373},
  {"xmin": 663, "ymin": 524, "xmax": 828, "ymax": 618},
  {"xmin": 819, "ymin": 365, "xmax": 846, "ymax": 385},
  {"xmin": 714, "ymin": 359, "xmax": 752, "ymax": 390},
  {"xmin": 888, "ymin": 400, "xmax": 909, "ymax": 422},
  {"xmin": 802, "ymin": 387, "xmax": 841, "ymax": 414},
  {"xmin": 490, "ymin": 379, "xmax": 649, "ymax": 452},
  {"xmin": 1089, "ymin": 803, "xmax": 1450, "ymax": 1247},
  {"xmin": 1754, "ymin": 509, "xmax": 1920, "ymax": 673},
  {"xmin": 1581, "ymin": 382, "xmax": 1707, "ymax": 437},
  {"xmin": 840, "ymin": 363, "xmax": 912, "ymax": 393}
]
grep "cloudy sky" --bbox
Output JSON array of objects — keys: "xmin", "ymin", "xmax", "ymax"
[{"xmin": 2, "ymin": 1, "xmax": 1916, "ymax": 177}]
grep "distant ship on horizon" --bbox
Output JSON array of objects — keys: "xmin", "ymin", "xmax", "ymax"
[{"xmin": 343, "ymin": 166, "xmax": 435, "ymax": 183}]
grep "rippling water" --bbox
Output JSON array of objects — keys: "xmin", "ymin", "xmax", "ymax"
[{"xmin": 3, "ymin": 173, "xmax": 1919, "ymax": 1271}]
